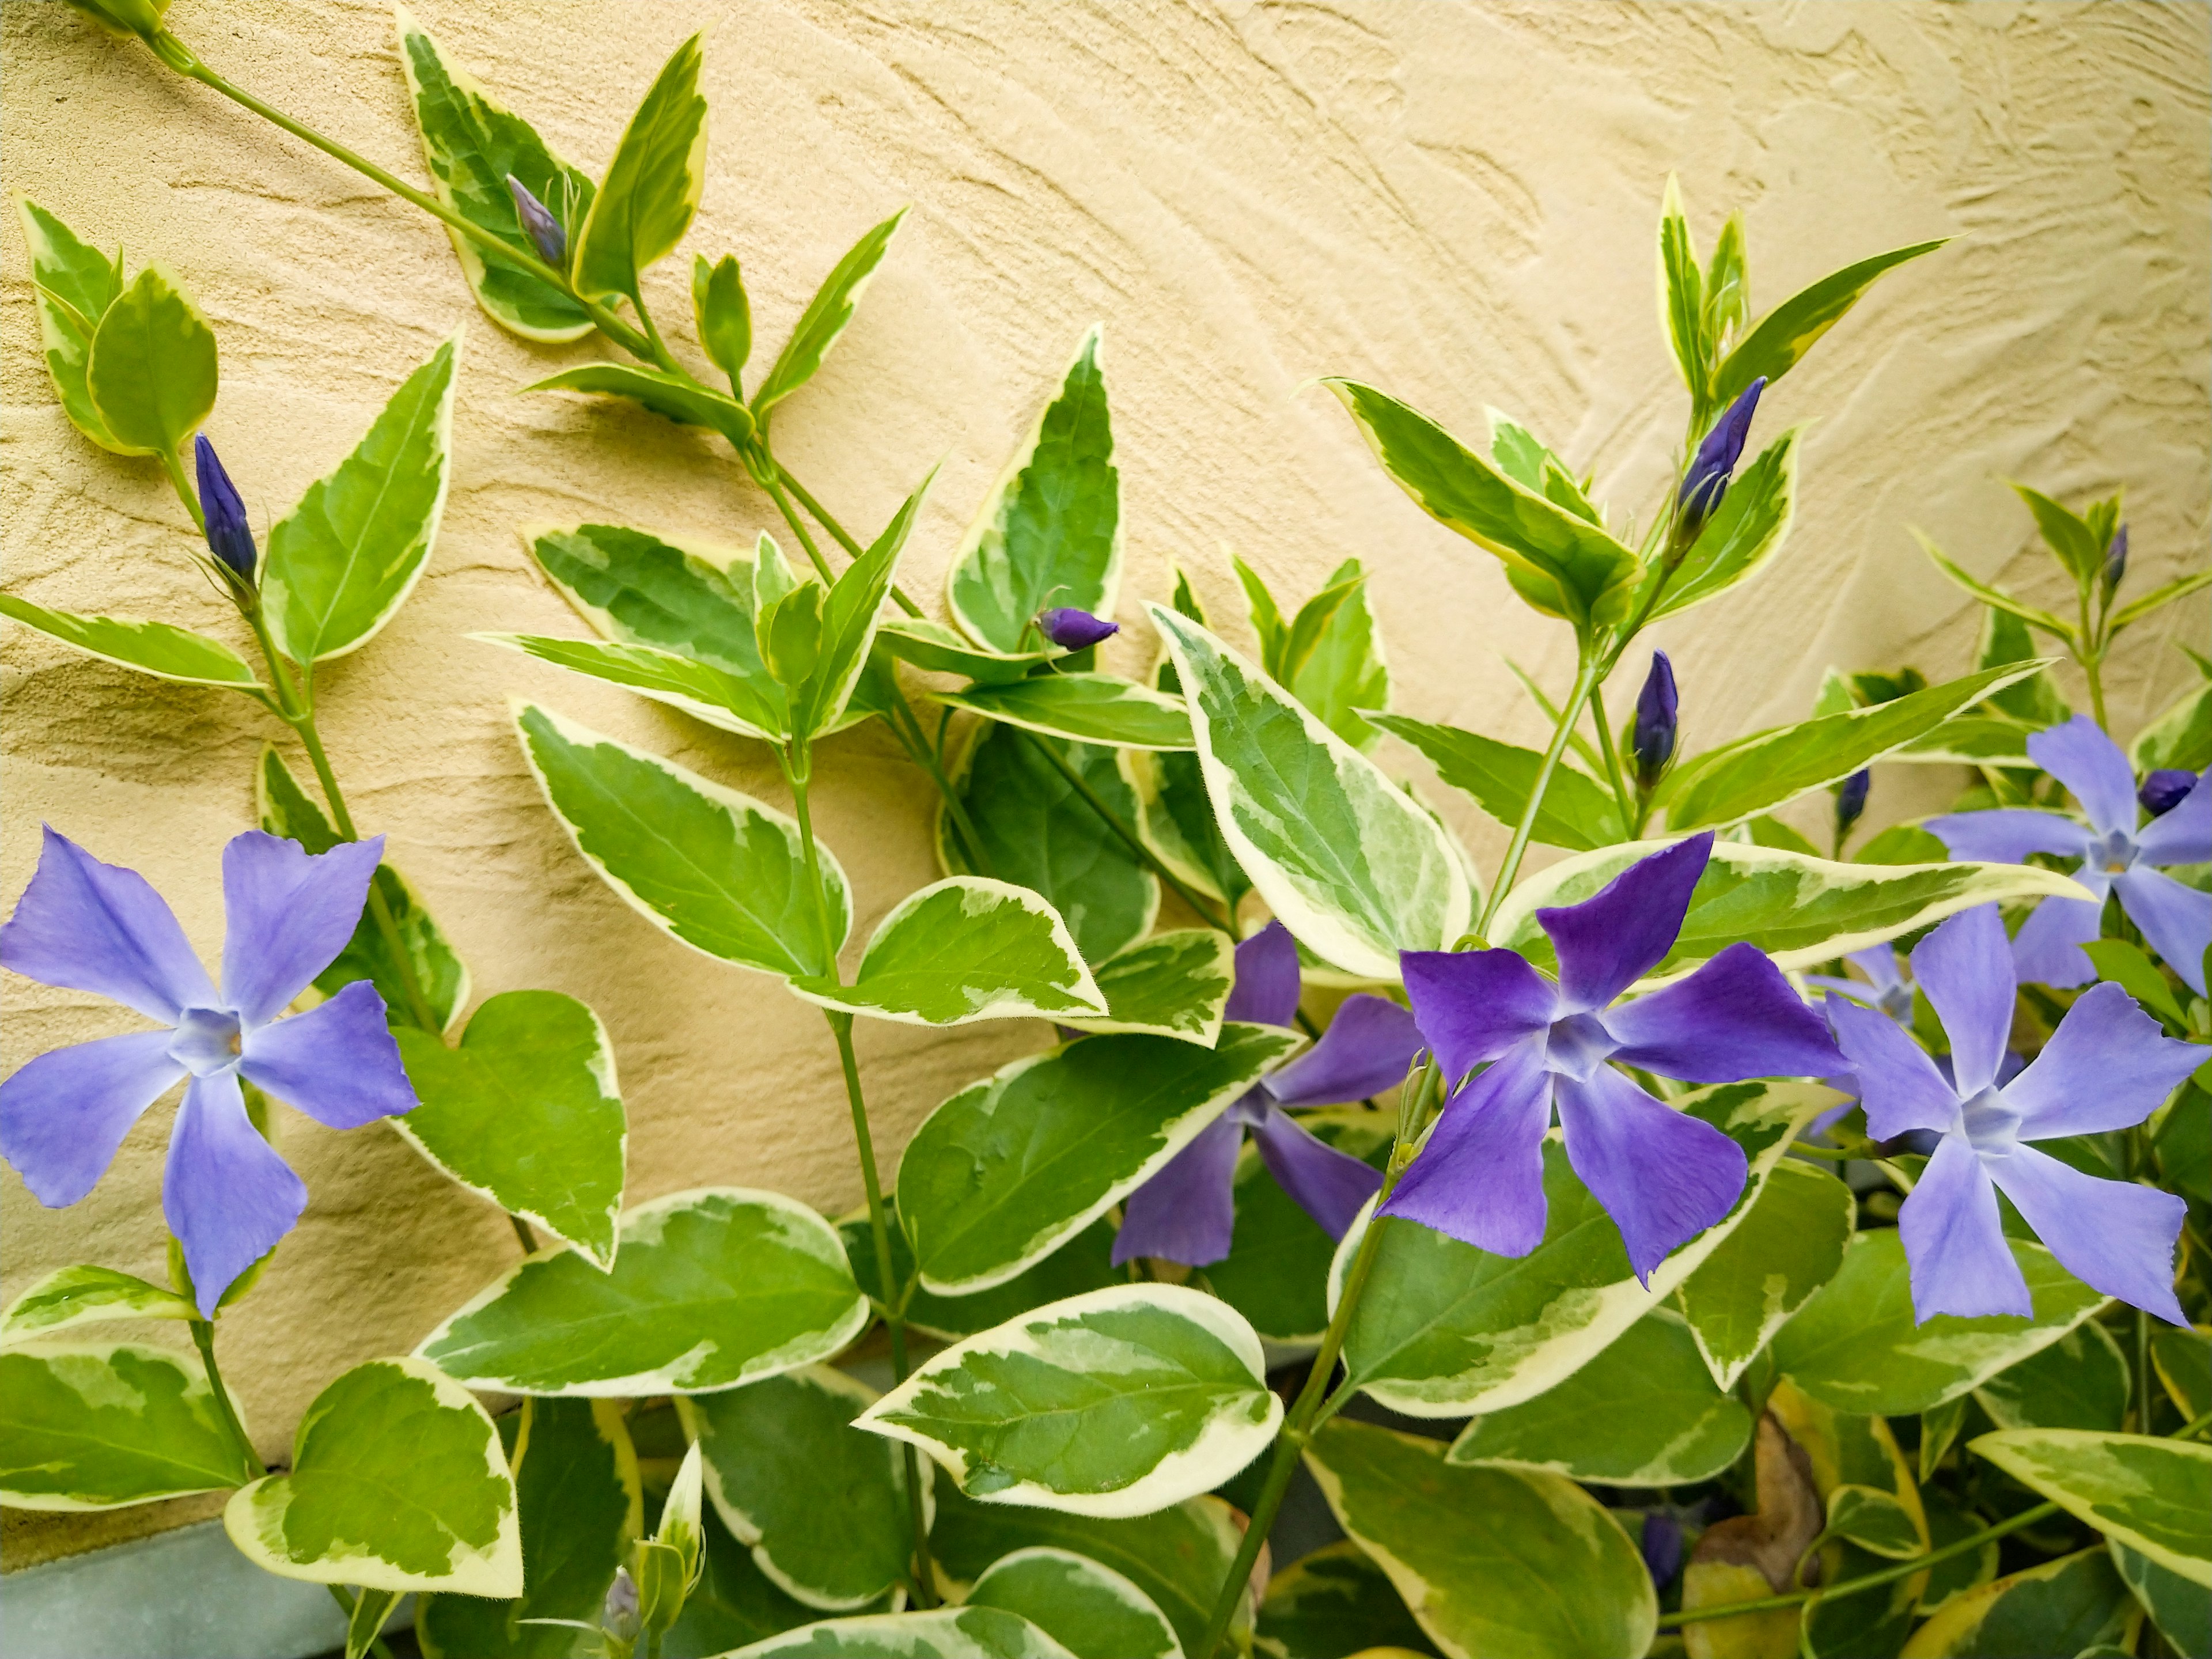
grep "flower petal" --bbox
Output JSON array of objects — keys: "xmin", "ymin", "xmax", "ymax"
[
  {"xmin": 1898, "ymin": 1134, "xmax": 2028, "ymax": 1321},
  {"xmin": 1264, "ymin": 994, "xmax": 1424, "ymax": 1107},
  {"xmin": 2133, "ymin": 770, "xmax": 2212, "ymax": 866},
  {"xmin": 1908, "ymin": 906, "xmax": 2014, "ymax": 1096},
  {"xmin": 1110, "ymin": 1112, "xmax": 1241, "ymax": 1267},
  {"xmin": 1923, "ymin": 809, "xmax": 2092, "ymax": 866},
  {"xmin": 1249, "ymin": 1104, "xmax": 1384, "ymax": 1239},
  {"xmin": 1399, "ymin": 948, "xmax": 1555, "ymax": 1081},
  {"xmin": 1380, "ymin": 1040, "xmax": 1552, "ymax": 1257},
  {"xmin": 2009, "ymin": 892, "xmax": 2105, "ymax": 990},
  {"xmin": 1604, "ymin": 943, "xmax": 1843, "ymax": 1083},
  {"xmin": 2029, "ymin": 715, "xmax": 2141, "ymax": 838},
  {"xmin": 2113, "ymin": 866, "xmax": 2212, "ymax": 997},
  {"xmin": 1539, "ymin": 832, "xmax": 1714, "ymax": 1013},
  {"xmin": 219, "ymin": 831, "xmax": 385, "ymax": 1027},
  {"xmin": 1554, "ymin": 1063, "xmax": 1748, "ymax": 1284},
  {"xmin": 1850, "ymin": 943, "xmax": 1904, "ymax": 994},
  {"xmin": 0, "ymin": 1030, "xmax": 183, "ymax": 1207},
  {"xmin": 164, "ymin": 1069, "xmax": 307, "ymax": 1316},
  {"xmin": 236, "ymin": 980, "xmax": 415, "ymax": 1129},
  {"xmin": 1985, "ymin": 1143, "xmax": 2187, "ymax": 1325},
  {"xmin": 2004, "ymin": 982, "xmax": 2206, "ymax": 1139},
  {"xmin": 1825, "ymin": 992, "xmax": 1959, "ymax": 1140},
  {"xmin": 1226, "ymin": 919, "xmax": 1301, "ymax": 1029},
  {"xmin": 0, "ymin": 827, "xmax": 216, "ymax": 1021}
]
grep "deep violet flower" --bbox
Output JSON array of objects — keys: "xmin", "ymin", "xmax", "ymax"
[
  {"xmin": 1835, "ymin": 769, "xmax": 1870, "ymax": 840},
  {"xmin": 1037, "ymin": 607, "xmax": 1120, "ymax": 651},
  {"xmin": 2141, "ymin": 769, "xmax": 2197, "ymax": 818},
  {"xmin": 1926, "ymin": 715, "xmax": 2211, "ymax": 994},
  {"xmin": 506, "ymin": 175, "xmax": 567, "ymax": 267},
  {"xmin": 2102, "ymin": 525, "xmax": 2128, "ymax": 597},
  {"xmin": 1676, "ymin": 378, "xmax": 1766, "ymax": 539},
  {"xmin": 1827, "ymin": 904, "xmax": 2199, "ymax": 1324},
  {"xmin": 1631, "ymin": 652, "xmax": 1679, "ymax": 788},
  {"xmin": 1391, "ymin": 834, "xmax": 1843, "ymax": 1282},
  {"xmin": 1113, "ymin": 921, "xmax": 1423, "ymax": 1267},
  {"xmin": 193, "ymin": 435, "xmax": 257, "ymax": 585},
  {"xmin": 0, "ymin": 828, "xmax": 417, "ymax": 1313}
]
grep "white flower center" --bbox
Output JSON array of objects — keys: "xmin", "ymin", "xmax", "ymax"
[
  {"xmin": 1543, "ymin": 1011, "xmax": 1619, "ymax": 1082},
  {"xmin": 1956, "ymin": 1085, "xmax": 2022, "ymax": 1158},
  {"xmin": 169, "ymin": 1006, "xmax": 243, "ymax": 1078},
  {"xmin": 2092, "ymin": 827, "xmax": 2138, "ymax": 875}
]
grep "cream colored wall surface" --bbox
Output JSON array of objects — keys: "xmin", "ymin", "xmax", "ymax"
[{"xmin": 3, "ymin": 0, "xmax": 2207, "ymax": 1551}]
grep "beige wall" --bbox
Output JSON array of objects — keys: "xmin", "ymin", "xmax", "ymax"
[{"xmin": 4, "ymin": 0, "xmax": 2207, "ymax": 1554}]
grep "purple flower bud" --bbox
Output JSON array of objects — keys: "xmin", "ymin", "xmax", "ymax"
[
  {"xmin": 1631, "ymin": 650, "xmax": 1678, "ymax": 787},
  {"xmin": 2102, "ymin": 525, "xmax": 2128, "ymax": 596},
  {"xmin": 1836, "ymin": 768, "xmax": 1870, "ymax": 835},
  {"xmin": 1039, "ymin": 607, "xmax": 1119, "ymax": 650},
  {"xmin": 1639, "ymin": 1512, "xmax": 1683, "ymax": 1587},
  {"xmin": 1677, "ymin": 377, "xmax": 1766, "ymax": 536},
  {"xmin": 2140, "ymin": 768, "xmax": 2195, "ymax": 817},
  {"xmin": 603, "ymin": 1566, "xmax": 641, "ymax": 1636},
  {"xmin": 194, "ymin": 435, "xmax": 257, "ymax": 584},
  {"xmin": 505, "ymin": 175, "xmax": 566, "ymax": 267}
]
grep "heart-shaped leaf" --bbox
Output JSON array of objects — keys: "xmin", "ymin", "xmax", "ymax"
[
  {"xmin": 967, "ymin": 1548, "xmax": 1177, "ymax": 1659},
  {"xmin": 86, "ymin": 264, "xmax": 217, "ymax": 458}
]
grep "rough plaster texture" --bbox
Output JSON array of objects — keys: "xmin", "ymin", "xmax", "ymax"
[{"xmin": 3, "ymin": 0, "xmax": 2207, "ymax": 1559}]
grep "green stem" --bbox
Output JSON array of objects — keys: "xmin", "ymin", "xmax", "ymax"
[
  {"xmin": 751, "ymin": 459, "xmax": 842, "ymax": 585},
  {"xmin": 768, "ymin": 455, "xmax": 925, "ymax": 618},
  {"xmin": 326, "ymin": 1588, "xmax": 399, "ymax": 1659},
  {"xmin": 884, "ymin": 700, "xmax": 996, "ymax": 879},
  {"xmin": 159, "ymin": 445, "xmax": 206, "ymax": 533},
  {"xmin": 188, "ymin": 1318, "xmax": 263, "ymax": 1484},
  {"xmin": 2082, "ymin": 650, "xmax": 2111, "ymax": 733},
  {"xmin": 1478, "ymin": 654, "xmax": 1601, "ymax": 938},
  {"xmin": 1586, "ymin": 681, "xmax": 1636, "ymax": 831}
]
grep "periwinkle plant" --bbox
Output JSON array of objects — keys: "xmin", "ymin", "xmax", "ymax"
[{"xmin": 2, "ymin": 10, "xmax": 2209, "ymax": 1659}]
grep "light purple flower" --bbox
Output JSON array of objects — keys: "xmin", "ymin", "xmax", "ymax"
[
  {"xmin": 1804, "ymin": 942, "xmax": 1913, "ymax": 1025},
  {"xmin": 1926, "ymin": 715, "xmax": 2211, "ymax": 994},
  {"xmin": 1112, "ymin": 921, "xmax": 1422, "ymax": 1267},
  {"xmin": 0, "ymin": 828, "xmax": 416, "ymax": 1313},
  {"xmin": 1827, "ymin": 904, "xmax": 2198, "ymax": 1324},
  {"xmin": 1389, "ymin": 834, "xmax": 1843, "ymax": 1282},
  {"xmin": 1037, "ymin": 607, "xmax": 1119, "ymax": 651}
]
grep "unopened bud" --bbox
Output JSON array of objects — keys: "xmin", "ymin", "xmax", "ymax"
[
  {"xmin": 194, "ymin": 435, "xmax": 257, "ymax": 585},
  {"xmin": 1630, "ymin": 650, "xmax": 1678, "ymax": 788},
  {"xmin": 505, "ymin": 175, "xmax": 566, "ymax": 267},
  {"xmin": 1038, "ymin": 606, "xmax": 1119, "ymax": 650}
]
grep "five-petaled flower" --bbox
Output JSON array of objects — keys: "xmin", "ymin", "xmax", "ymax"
[
  {"xmin": 1037, "ymin": 607, "xmax": 1119, "ymax": 652},
  {"xmin": 1926, "ymin": 715, "xmax": 2211, "ymax": 994},
  {"xmin": 1391, "ymin": 834, "xmax": 1843, "ymax": 1281},
  {"xmin": 1113, "ymin": 922, "xmax": 1423, "ymax": 1267},
  {"xmin": 0, "ymin": 828, "xmax": 417, "ymax": 1313},
  {"xmin": 1827, "ymin": 904, "xmax": 2199, "ymax": 1324}
]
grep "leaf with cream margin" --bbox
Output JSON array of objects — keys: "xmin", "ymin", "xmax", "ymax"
[
  {"xmin": 1331, "ymin": 1081, "xmax": 1830, "ymax": 1418},
  {"xmin": 524, "ymin": 361, "xmax": 752, "ymax": 445},
  {"xmin": 2133, "ymin": 677, "xmax": 2212, "ymax": 775},
  {"xmin": 2153, "ymin": 1327, "xmax": 2210, "ymax": 1420},
  {"xmin": 0, "ymin": 593, "xmax": 262, "ymax": 689},
  {"xmin": 1255, "ymin": 1539, "xmax": 1440, "ymax": 1659},
  {"xmin": 1825, "ymin": 1484, "xmax": 1923, "ymax": 1559},
  {"xmin": 896, "ymin": 1025, "xmax": 1303, "ymax": 1294},
  {"xmin": 570, "ymin": 32, "xmax": 706, "ymax": 305},
  {"xmin": 1150, "ymin": 607, "xmax": 1472, "ymax": 979},
  {"xmin": 226, "ymin": 1357, "xmax": 521, "ymax": 1596},
  {"xmin": 1710, "ymin": 238, "xmax": 1950, "ymax": 405},
  {"xmin": 967, "ymin": 1548, "xmax": 1177, "ymax": 1659},
  {"xmin": 1971, "ymin": 1430, "xmax": 2212, "ymax": 1588},
  {"xmin": 1974, "ymin": 1320, "xmax": 2131, "ymax": 1432},
  {"xmin": 855, "ymin": 1285, "xmax": 1281, "ymax": 1518},
  {"xmin": 1674, "ymin": 1158, "xmax": 1854, "ymax": 1389},
  {"xmin": 751, "ymin": 211, "xmax": 907, "ymax": 419},
  {"xmin": 1642, "ymin": 430, "xmax": 1801, "ymax": 624},
  {"xmin": 415, "ymin": 1187, "xmax": 868, "ymax": 1396},
  {"xmin": 1206, "ymin": 1110, "xmax": 1394, "ymax": 1346},
  {"xmin": 1057, "ymin": 928, "xmax": 1234, "ymax": 1045},
  {"xmin": 1368, "ymin": 713, "xmax": 1624, "ymax": 851},
  {"xmin": 2109, "ymin": 1539, "xmax": 2211, "ymax": 1658},
  {"xmin": 484, "ymin": 632, "xmax": 784, "ymax": 739},
  {"xmin": 0, "ymin": 1266, "xmax": 193, "ymax": 1346},
  {"xmin": 1304, "ymin": 1416, "xmax": 1657, "ymax": 1659},
  {"xmin": 1900, "ymin": 1547, "xmax": 2139, "ymax": 1659},
  {"xmin": 513, "ymin": 701, "xmax": 848, "ymax": 979},
  {"xmin": 0, "ymin": 1342, "xmax": 256, "ymax": 1509},
  {"xmin": 787, "ymin": 878, "xmax": 1105, "ymax": 1028},
  {"xmin": 933, "ymin": 673, "xmax": 1193, "ymax": 751},
  {"xmin": 85, "ymin": 263, "xmax": 216, "ymax": 457},
  {"xmin": 876, "ymin": 616, "xmax": 1059, "ymax": 685},
  {"xmin": 842, "ymin": 1206, "xmax": 1122, "ymax": 1346},
  {"xmin": 17, "ymin": 197, "xmax": 125, "ymax": 449},
  {"xmin": 1771, "ymin": 1229, "xmax": 2107, "ymax": 1416},
  {"xmin": 1493, "ymin": 839, "xmax": 2092, "ymax": 986},
  {"xmin": 947, "ymin": 325, "xmax": 1121, "ymax": 654},
  {"xmin": 721, "ymin": 1607, "xmax": 1077, "ymax": 1659}
]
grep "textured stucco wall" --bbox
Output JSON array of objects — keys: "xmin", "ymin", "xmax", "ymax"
[{"xmin": 3, "ymin": 0, "xmax": 2207, "ymax": 1554}]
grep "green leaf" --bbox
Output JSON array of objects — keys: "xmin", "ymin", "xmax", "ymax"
[
  {"xmin": 1915, "ymin": 529, "xmax": 2072, "ymax": 639},
  {"xmin": 1705, "ymin": 212, "xmax": 1749, "ymax": 347},
  {"xmin": 1255, "ymin": 1539, "xmax": 1439, "ymax": 1659},
  {"xmin": 1282, "ymin": 559, "xmax": 1391, "ymax": 752},
  {"xmin": 1324, "ymin": 379, "xmax": 1640, "ymax": 628},
  {"xmin": 524, "ymin": 362, "xmax": 753, "ymax": 445},
  {"xmin": 1675, "ymin": 1158, "xmax": 1854, "ymax": 1390},
  {"xmin": 571, "ymin": 32, "xmax": 706, "ymax": 305},
  {"xmin": 1902, "ymin": 1546, "xmax": 2140, "ymax": 1657},
  {"xmin": 681, "ymin": 1365, "xmax": 923, "ymax": 1612},
  {"xmin": 1369, "ymin": 713, "xmax": 1624, "ymax": 851},
  {"xmin": 484, "ymin": 632, "xmax": 785, "ymax": 740},
  {"xmin": 0, "ymin": 1266, "xmax": 193, "ymax": 1345},
  {"xmin": 1711, "ymin": 239, "xmax": 1949, "ymax": 405},
  {"xmin": 946, "ymin": 326, "xmax": 1121, "ymax": 654},
  {"xmin": 528, "ymin": 522, "xmax": 766, "ymax": 677},
  {"xmin": 393, "ymin": 7, "xmax": 596, "ymax": 342},
  {"xmin": 718, "ymin": 1607, "xmax": 1077, "ymax": 1658},
  {"xmin": 875, "ymin": 616, "xmax": 1058, "ymax": 685},
  {"xmin": 1891, "ymin": 715, "xmax": 2035, "ymax": 767},
  {"xmin": 1746, "ymin": 812, "xmax": 1821, "ymax": 857},
  {"xmin": 0, "ymin": 593, "xmax": 261, "ymax": 688},
  {"xmin": 2153, "ymin": 1327, "xmax": 2210, "ymax": 1421},
  {"xmin": 85, "ymin": 263, "xmax": 216, "ymax": 457},
  {"xmin": 1304, "ymin": 1416, "xmax": 1656, "ymax": 1659},
  {"xmin": 1854, "ymin": 821, "xmax": 1953, "ymax": 866},
  {"xmin": 665, "ymin": 1503, "xmax": 832, "ymax": 1656},
  {"xmin": 791, "ymin": 474, "xmax": 931, "ymax": 740},
  {"xmin": 897, "ymin": 1025, "xmax": 1301, "ymax": 1294},
  {"xmin": 1120, "ymin": 745, "xmax": 1248, "ymax": 912},
  {"xmin": 788, "ymin": 877, "xmax": 1105, "ymax": 1028},
  {"xmin": 1058, "ymin": 928, "xmax": 1234, "ymax": 1046},
  {"xmin": 1445, "ymin": 1306, "xmax": 1753, "ymax": 1486},
  {"xmin": 1658, "ymin": 175, "xmax": 1707, "ymax": 397},
  {"xmin": 1204, "ymin": 1110, "xmax": 1393, "ymax": 1344},
  {"xmin": 225, "ymin": 1357, "xmax": 520, "ymax": 1595},
  {"xmin": 2112, "ymin": 569, "xmax": 2212, "ymax": 634},
  {"xmin": 1336, "ymin": 1082, "xmax": 1827, "ymax": 1417},
  {"xmin": 967, "ymin": 1548, "xmax": 1177, "ymax": 1659},
  {"xmin": 752, "ymin": 211, "xmax": 906, "ymax": 420},
  {"xmin": 2085, "ymin": 938, "xmax": 2187, "ymax": 1029},
  {"xmin": 1976, "ymin": 604, "xmax": 2071, "ymax": 729},
  {"xmin": 933, "ymin": 674, "xmax": 1192, "ymax": 752},
  {"xmin": 1974, "ymin": 1320, "xmax": 2131, "ymax": 1432},
  {"xmin": 393, "ymin": 991, "xmax": 626, "ymax": 1270},
  {"xmin": 16, "ymin": 197, "xmax": 126, "ymax": 449},
  {"xmin": 1151, "ymin": 607, "xmax": 1473, "ymax": 979},
  {"xmin": 1973, "ymin": 1430, "xmax": 2211, "ymax": 1588},
  {"xmin": 416, "ymin": 1398, "xmax": 642, "ymax": 1659},
  {"xmin": 2109, "ymin": 1539, "xmax": 2211, "ymax": 1659},
  {"xmin": 937, "ymin": 724, "xmax": 1156, "ymax": 965},
  {"xmin": 1771, "ymin": 1229, "xmax": 2107, "ymax": 1415},
  {"xmin": 1825, "ymin": 1484, "xmax": 1923, "ymax": 1559},
  {"xmin": 1918, "ymin": 1488, "xmax": 1999, "ymax": 1613},
  {"xmin": 0, "ymin": 1342, "xmax": 255, "ymax": 1508},
  {"xmin": 2134, "ymin": 678, "xmax": 2212, "ymax": 775},
  {"xmin": 694, "ymin": 253, "xmax": 752, "ymax": 392},
  {"xmin": 1921, "ymin": 1396, "xmax": 1969, "ymax": 1484},
  {"xmin": 1646, "ymin": 430, "xmax": 1800, "ymax": 623},
  {"xmin": 857, "ymin": 1285, "xmax": 1280, "ymax": 1517},
  {"xmin": 1493, "ymin": 838, "xmax": 2092, "ymax": 984},
  {"xmin": 514, "ymin": 702, "xmax": 847, "ymax": 978},
  {"xmin": 2013, "ymin": 483, "xmax": 2107, "ymax": 585},
  {"xmin": 416, "ymin": 1187, "xmax": 869, "ymax": 1395},
  {"xmin": 844, "ymin": 1206, "xmax": 1122, "ymax": 1347},
  {"xmin": 1657, "ymin": 661, "xmax": 2052, "ymax": 830},
  {"xmin": 262, "ymin": 334, "xmax": 461, "ymax": 664}
]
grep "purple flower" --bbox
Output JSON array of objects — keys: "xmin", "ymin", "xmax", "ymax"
[
  {"xmin": 2141, "ymin": 770, "xmax": 2197, "ymax": 818},
  {"xmin": 1037, "ymin": 607, "xmax": 1119, "ymax": 651},
  {"xmin": 2103, "ymin": 525, "xmax": 2128, "ymax": 597},
  {"xmin": 1389, "ymin": 834, "xmax": 1843, "ymax": 1282},
  {"xmin": 1926, "ymin": 716, "xmax": 2211, "ymax": 994},
  {"xmin": 0, "ymin": 828, "xmax": 416, "ymax": 1313},
  {"xmin": 1640, "ymin": 1512, "xmax": 1684, "ymax": 1587},
  {"xmin": 1827, "ymin": 905, "xmax": 2198, "ymax": 1324},
  {"xmin": 1631, "ymin": 652, "xmax": 1678, "ymax": 787},
  {"xmin": 1677, "ymin": 378, "xmax": 1766, "ymax": 536},
  {"xmin": 505, "ymin": 175, "xmax": 567, "ymax": 267},
  {"xmin": 1804, "ymin": 942, "xmax": 1914, "ymax": 1025},
  {"xmin": 194, "ymin": 435, "xmax": 256, "ymax": 585},
  {"xmin": 1113, "ymin": 921, "xmax": 1422, "ymax": 1267}
]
